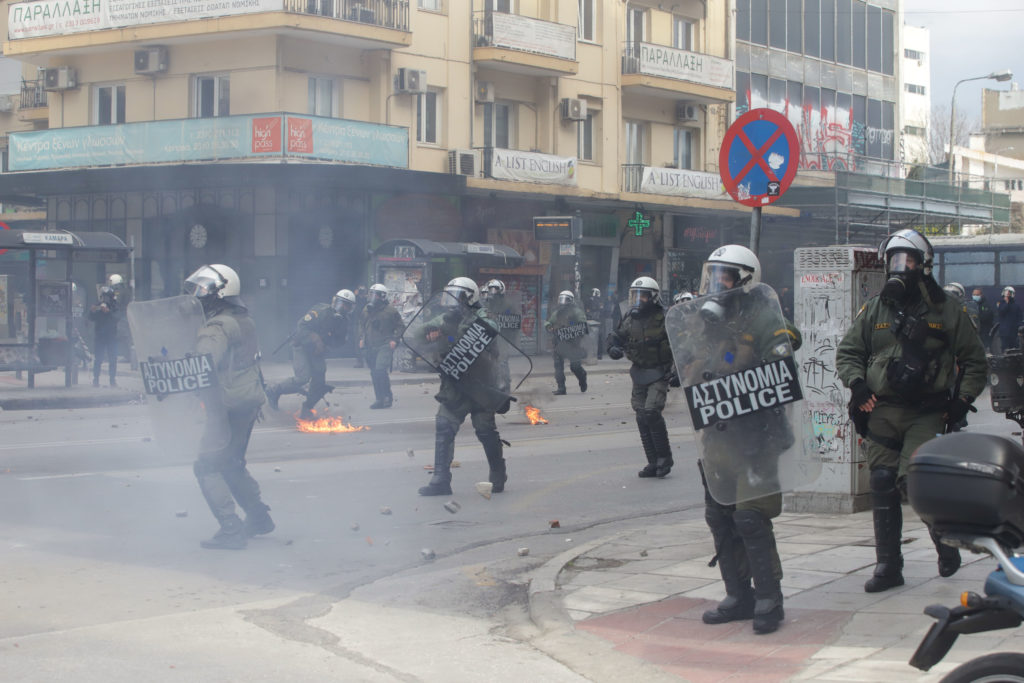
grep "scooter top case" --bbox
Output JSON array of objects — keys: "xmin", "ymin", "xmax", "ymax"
[{"xmin": 908, "ymin": 432, "xmax": 1024, "ymax": 549}]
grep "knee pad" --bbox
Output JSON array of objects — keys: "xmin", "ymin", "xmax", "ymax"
[
  {"xmin": 869, "ymin": 467, "xmax": 898, "ymax": 493},
  {"xmin": 640, "ymin": 409, "xmax": 664, "ymax": 430}
]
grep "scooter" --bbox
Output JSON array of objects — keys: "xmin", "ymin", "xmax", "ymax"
[{"xmin": 908, "ymin": 352, "xmax": 1024, "ymax": 682}]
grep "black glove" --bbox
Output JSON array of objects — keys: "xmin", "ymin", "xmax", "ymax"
[
  {"xmin": 945, "ymin": 397, "xmax": 977, "ymax": 424},
  {"xmin": 849, "ymin": 378, "xmax": 874, "ymax": 409},
  {"xmin": 667, "ymin": 370, "xmax": 681, "ymax": 388},
  {"xmin": 607, "ymin": 346, "xmax": 624, "ymax": 360}
]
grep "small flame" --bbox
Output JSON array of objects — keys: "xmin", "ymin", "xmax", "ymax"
[
  {"xmin": 524, "ymin": 405, "xmax": 549, "ymax": 425},
  {"xmin": 295, "ymin": 411, "xmax": 370, "ymax": 433}
]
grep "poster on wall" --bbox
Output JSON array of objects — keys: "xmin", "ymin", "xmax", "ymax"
[{"xmin": 37, "ymin": 281, "xmax": 70, "ymax": 318}]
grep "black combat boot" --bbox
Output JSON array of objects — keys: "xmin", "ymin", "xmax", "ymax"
[
  {"xmin": 480, "ymin": 431, "xmax": 507, "ymax": 493},
  {"xmin": 552, "ymin": 385, "xmax": 567, "ymax": 395},
  {"xmin": 572, "ymin": 365, "xmax": 588, "ymax": 393},
  {"xmin": 635, "ymin": 414, "xmax": 659, "ymax": 477},
  {"xmin": 243, "ymin": 503, "xmax": 275, "ymax": 537},
  {"xmin": 419, "ymin": 417, "xmax": 456, "ymax": 496},
  {"xmin": 648, "ymin": 413, "xmax": 674, "ymax": 478},
  {"xmin": 265, "ymin": 385, "xmax": 280, "ymax": 411},
  {"xmin": 864, "ymin": 468, "xmax": 905, "ymax": 593},
  {"xmin": 201, "ymin": 514, "xmax": 247, "ymax": 550},
  {"xmin": 703, "ymin": 499, "xmax": 754, "ymax": 624},
  {"xmin": 735, "ymin": 509, "xmax": 784, "ymax": 634},
  {"xmin": 930, "ymin": 526, "xmax": 962, "ymax": 578},
  {"xmin": 369, "ymin": 371, "xmax": 388, "ymax": 409}
]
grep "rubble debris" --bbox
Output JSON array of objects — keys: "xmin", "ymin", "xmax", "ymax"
[
  {"xmin": 549, "ymin": 520, "xmax": 560, "ymax": 529},
  {"xmin": 175, "ymin": 510, "xmax": 188, "ymax": 518},
  {"xmin": 475, "ymin": 482, "xmax": 493, "ymax": 499},
  {"xmin": 443, "ymin": 500, "xmax": 461, "ymax": 514},
  {"xmin": 379, "ymin": 506, "xmax": 392, "ymax": 515},
  {"xmin": 350, "ymin": 523, "xmax": 360, "ymax": 532},
  {"xmin": 517, "ymin": 547, "xmax": 530, "ymax": 557},
  {"xmin": 421, "ymin": 548, "xmax": 436, "ymax": 560}
]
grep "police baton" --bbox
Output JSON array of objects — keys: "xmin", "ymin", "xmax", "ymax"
[{"xmin": 271, "ymin": 331, "xmax": 296, "ymax": 356}]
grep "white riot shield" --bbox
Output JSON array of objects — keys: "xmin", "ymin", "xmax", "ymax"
[
  {"xmin": 549, "ymin": 305, "xmax": 589, "ymax": 361},
  {"xmin": 486, "ymin": 291, "xmax": 523, "ymax": 347},
  {"xmin": 666, "ymin": 284, "xmax": 819, "ymax": 505},
  {"xmin": 402, "ymin": 291, "xmax": 531, "ymax": 412},
  {"xmin": 128, "ymin": 296, "xmax": 229, "ymax": 456}
]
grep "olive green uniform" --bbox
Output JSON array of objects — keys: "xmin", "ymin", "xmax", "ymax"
[
  {"xmin": 361, "ymin": 301, "xmax": 403, "ymax": 407},
  {"xmin": 268, "ymin": 302, "xmax": 347, "ymax": 413},
  {"xmin": 193, "ymin": 303, "xmax": 272, "ymax": 545},
  {"xmin": 836, "ymin": 281, "xmax": 986, "ymax": 588},
  {"xmin": 608, "ymin": 305, "xmax": 674, "ymax": 477},
  {"xmin": 546, "ymin": 304, "xmax": 588, "ymax": 393}
]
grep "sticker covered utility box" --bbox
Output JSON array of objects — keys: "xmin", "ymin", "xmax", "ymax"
[{"xmin": 787, "ymin": 245, "xmax": 885, "ymax": 514}]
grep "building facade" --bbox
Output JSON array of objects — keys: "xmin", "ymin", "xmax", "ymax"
[{"xmin": 900, "ymin": 24, "xmax": 929, "ymax": 165}]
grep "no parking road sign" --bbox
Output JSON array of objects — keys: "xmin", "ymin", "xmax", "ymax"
[{"xmin": 719, "ymin": 108, "xmax": 799, "ymax": 208}]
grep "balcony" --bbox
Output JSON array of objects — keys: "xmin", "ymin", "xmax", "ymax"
[
  {"xmin": 473, "ymin": 11, "xmax": 578, "ymax": 77},
  {"xmin": 4, "ymin": 0, "xmax": 411, "ymax": 56},
  {"xmin": 6, "ymin": 113, "xmax": 408, "ymax": 173},
  {"xmin": 621, "ymin": 164, "xmax": 727, "ymax": 199},
  {"xmin": 17, "ymin": 79, "xmax": 48, "ymax": 123},
  {"xmin": 621, "ymin": 42, "xmax": 735, "ymax": 104}
]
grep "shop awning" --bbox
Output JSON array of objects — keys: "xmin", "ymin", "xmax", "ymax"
[
  {"xmin": 0, "ymin": 229, "xmax": 130, "ymax": 257},
  {"xmin": 375, "ymin": 239, "xmax": 522, "ymax": 268}
]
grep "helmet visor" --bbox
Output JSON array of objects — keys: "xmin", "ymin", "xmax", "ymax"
[
  {"xmin": 183, "ymin": 274, "xmax": 221, "ymax": 298},
  {"xmin": 442, "ymin": 285, "xmax": 468, "ymax": 308},
  {"xmin": 886, "ymin": 251, "xmax": 918, "ymax": 274},
  {"xmin": 628, "ymin": 289, "xmax": 654, "ymax": 310},
  {"xmin": 332, "ymin": 297, "xmax": 351, "ymax": 313},
  {"xmin": 557, "ymin": 293, "xmax": 574, "ymax": 305},
  {"xmin": 699, "ymin": 263, "xmax": 741, "ymax": 295}
]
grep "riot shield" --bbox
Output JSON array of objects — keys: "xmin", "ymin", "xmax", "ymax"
[
  {"xmin": 665, "ymin": 284, "xmax": 819, "ymax": 505},
  {"xmin": 127, "ymin": 296, "xmax": 229, "ymax": 457},
  {"xmin": 548, "ymin": 305, "xmax": 589, "ymax": 361},
  {"xmin": 486, "ymin": 291, "xmax": 523, "ymax": 347},
  {"xmin": 402, "ymin": 291, "xmax": 531, "ymax": 412}
]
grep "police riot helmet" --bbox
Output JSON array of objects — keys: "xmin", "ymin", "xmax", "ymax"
[
  {"xmin": 557, "ymin": 290, "xmax": 575, "ymax": 305},
  {"xmin": 591, "ymin": 288, "xmax": 602, "ymax": 299},
  {"xmin": 184, "ymin": 264, "xmax": 240, "ymax": 301},
  {"xmin": 1005, "ymin": 286, "xmax": 1016, "ymax": 298},
  {"xmin": 108, "ymin": 274, "xmax": 124, "ymax": 287},
  {"xmin": 484, "ymin": 279, "xmax": 505, "ymax": 296},
  {"xmin": 628, "ymin": 277, "xmax": 660, "ymax": 312},
  {"xmin": 332, "ymin": 288, "xmax": 356, "ymax": 313},
  {"xmin": 943, "ymin": 282, "xmax": 965, "ymax": 301},
  {"xmin": 369, "ymin": 283, "xmax": 389, "ymax": 306},
  {"xmin": 879, "ymin": 229, "xmax": 933, "ymax": 276},
  {"xmin": 699, "ymin": 245, "xmax": 760, "ymax": 295},
  {"xmin": 673, "ymin": 291, "xmax": 694, "ymax": 305},
  {"xmin": 444, "ymin": 277, "xmax": 480, "ymax": 308}
]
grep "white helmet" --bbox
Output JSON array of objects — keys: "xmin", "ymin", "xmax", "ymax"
[
  {"xmin": 108, "ymin": 274, "xmax": 124, "ymax": 287},
  {"xmin": 699, "ymin": 245, "xmax": 760, "ymax": 295},
  {"xmin": 557, "ymin": 290, "xmax": 575, "ymax": 305},
  {"xmin": 444, "ymin": 276, "xmax": 480, "ymax": 307},
  {"xmin": 1005, "ymin": 286, "xmax": 1016, "ymax": 297},
  {"xmin": 332, "ymin": 288, "xmax": 356, "ymax": 313},
  {"xmin": 628, "ymin": 277, "xmax": 661, "ymax": 312},
  {"xmin": 943, "ymin": 282, "xmax": 965, "ymax": 300},
  {"xmin": 369, "ymin": 283, "xmax": 389, "ymax": 305},
  {"xmin": 879, "ymin": 229, "xmax": 933, "ymax": 275},
  {"xmin": 591, "ymin": 288, "xmax": 602, "ymax": 299},
  {"xmin": 184, "ymin": 264, "xmax": 240, "ymax": 300},
  {"xmin": 673, "ymin": 291, "xmax": 694, "ymax": 304},
  {"xmin": 484, "ymin": 279, "xmax": 505, "ymax": 296}
]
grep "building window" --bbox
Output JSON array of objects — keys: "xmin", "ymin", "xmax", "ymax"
[
  {"xmin": 624, "ymin": 120, "xmax": 646, "ymax": 164},
  {"xmin": 835, "ymin": 0, "xmax": 851, "ymax": 64},
  {"xmin": 750, "ymin": 0, "xmax": 767, "ymax": 46},
  {"xmin": 577, "ymin": 112, "xmax": 594, "ymax": 161},
  {"xmin": 419, "ymin": 0, "xmax": 442, "ymax": 10},
  {"xmin": 673, "ymin": 16, "xmax": 693, "ymax": 50},
  {"xmin": 852, "ymin": 0, "xmax": 866, "ymax": 69},
  {"xmin": 905, "ymin": 48, "xmax": 924, "ymax": 60},
  {"xmin": 484, "ymin": 102, "xmax": 514, "ymax": 148},
  {"xmin": 308, "ymin": 77, "xmax": 336, "ymax": 117},
  {"xmin": 627, "ymin": 7, "xmax": 646, "ymax": 43},
  {"xmin": 306, "ymin": 0, "xmax": 336, "ymax": 17},
  {"xmin": 673, "ymin": 128, "xmax": 693, "ymax": 169},
  {"xmin": 904, "ymin": 125, "xmax": 926, "ymax": 137},
  {"xmin": 94, "ymin": 84, "xmax": 126, "ymax": 125},
  {"xmin": 905, "ymin": 83, "xmax": 926, "ymax": 95},
  {"xmin": 578, "ymin": 0, "xmax": 595, "ymax": 41},
  {"xmin": 804, "ymin": 0, "xmax": 819, "ymax": 57},
  {"xmin": 786, "ymin": 0, "xmax": 802, "ymax": 52},
  {"xmin": 417, "ymin": 89, "xmax": 440, "ymax": 144},
  {"xmin": 195, "ymin": 75, "xmax": 229, "ymax": 118},
  {"xmin": 491, "ymin": 0, "xmax": 513, "ymax": 12},
  {"xmin": 769, "ymin": 0, "xmax": 785, "ymax": 50}
]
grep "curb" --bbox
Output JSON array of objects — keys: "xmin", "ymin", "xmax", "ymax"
[{"xmin": 0, "ymin": 391, "xmax": 143, "ymax": 411}]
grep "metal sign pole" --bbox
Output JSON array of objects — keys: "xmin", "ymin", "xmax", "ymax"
[{"xmin": 749, "ymin": 206, "xmax": 762, "ymax": 257}]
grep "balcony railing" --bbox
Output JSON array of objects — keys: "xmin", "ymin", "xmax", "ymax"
[
  {"xmin": 473, "ymin": 10, "xmax": 576, "ymax": 62},
  {"xmin": 283, "ymin": 0, "xmax": 409, "ymax": 30},
  {"xmin": 622, "ymin": 164, "xmax": 644, "ymax": 193},
  {"xmin": 20, "ymin": 80, "xmax": 46, "ymax": 109}
]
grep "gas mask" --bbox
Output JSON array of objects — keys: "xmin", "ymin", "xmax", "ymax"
[{"xmin": 880, "ymin": 251, "xmax": 920, "ymax": 304}]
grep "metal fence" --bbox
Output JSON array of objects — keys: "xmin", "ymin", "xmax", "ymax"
[
  {"xmin": 19, "ymin": 79, "xmax": 46, "ymax": 109},
  {"xmin": 282, "ymin": 0, "xmax": 409, "ymax": 31}
]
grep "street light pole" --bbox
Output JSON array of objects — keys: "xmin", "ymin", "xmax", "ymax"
[{"xmin": 948, "ymin": 70, "xmax": 1014, "ymax": 185}]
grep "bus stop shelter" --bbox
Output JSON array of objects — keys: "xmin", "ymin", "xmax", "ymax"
[{"xmin": 0, "ymin": 229, "xmax": 131, "ymax": 388}]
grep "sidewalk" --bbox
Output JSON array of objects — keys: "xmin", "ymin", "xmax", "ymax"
[{"xmin": 0, "ymin": 353, "xmax": 623, "ymax": 410}]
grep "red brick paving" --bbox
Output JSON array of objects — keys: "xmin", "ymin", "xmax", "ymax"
[{"xmin": 578, "ymin": 598, "xmax": 851, "ymax": 681}]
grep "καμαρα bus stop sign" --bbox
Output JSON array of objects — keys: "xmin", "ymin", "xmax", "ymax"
[{"xmin": 718, "ymin": 108, "xmax": 799, "ymax": 208}]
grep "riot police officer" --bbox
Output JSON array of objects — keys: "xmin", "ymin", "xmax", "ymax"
[
  {"xmin": 185, "ymin": 265, "xmax": 273, "ymax": 550},
  {"xmin": 546, "ymin": 290, "xmax": 588, "ymax": 395},
  {"xmin": 416, "ymin": 278, "xmax": 508, "ymax": 496},
  {"xmin": 686, "ymin": 245, "xmax": 799, "ymax": 635},
  {"xmin": 360, "ymin": 283, "xmax": 403, "ymax": 409},
  {"xmin": 672, "ymin": 291, "xmax": 694, "ymax": 305},
  {"xmin": 606, "ymin": 277, "xmax": 675, "ymax": 478},
  {"xmin": 266, "ymin": 289, "xmax": 354, "ymax": 419},
  {"xmin": 837, "ymin": 229, "xmax": 987, "ymax": 592},
  {"xmin": 89, "ymin": 286, "xmax": 119, "ymax": 387}
]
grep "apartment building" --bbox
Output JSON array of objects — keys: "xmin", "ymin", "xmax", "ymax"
[
  {"xmin": 0, "ymin": 0, "xmax": 767, "ymax": 347},
  {"xmin": 900, "ymin": 24, "xmax": 928, "ymax": 165}
]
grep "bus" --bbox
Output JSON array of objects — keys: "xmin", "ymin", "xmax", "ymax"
[{"xmin": 931, "ymin": 233, "xmax": 1024, "ymax": 303}]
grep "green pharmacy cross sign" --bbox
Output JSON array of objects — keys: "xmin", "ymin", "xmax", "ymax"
[{"xmin": 628, "ymin": 210, "xmax": 650, "ymax": 237}]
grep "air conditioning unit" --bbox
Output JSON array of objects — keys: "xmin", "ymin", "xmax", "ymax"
[
  {"xmin": 676, "ymin": 101, "xmax": 699, "ymax": 123},
  {"xmin": 475, "ymin": 81, "xmax": 495, "ymax": 103},
  {"xmin": 448, "ymin": 149, "xmax": 481, "ymax": 177},
  {"xmin": 395, "ymin": 68, "xmax": 428, "ymax": 94},
  {"xmin": 560, "ymin": 97, "xmax": 587, "ymax": 121},
  {"xmin": 134, "ymin": 47, "xmax": 168, "ymax": 75},
  {"xmin": 43, "ymin": 67, "xmax": 77, "ymax": 91}
]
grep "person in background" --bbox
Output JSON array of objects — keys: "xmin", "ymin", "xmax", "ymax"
[
  {"xmin": 997, "ymin": 286, "xmax": 1022, "ymax": 352},
  {"xmin": 360, "ymin": 283, "xmax": 403, "ymax": 409},
  {"xmin": 88, "ymin": 287, "xmax": 118, "ymax": 387},
  {"xmin": 972, "ymin": 287, "xmax": 994, "ymax": 349},
  {"xmin": 545, "ymin": 291, "xmax": 588, "ymax": 395}
]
